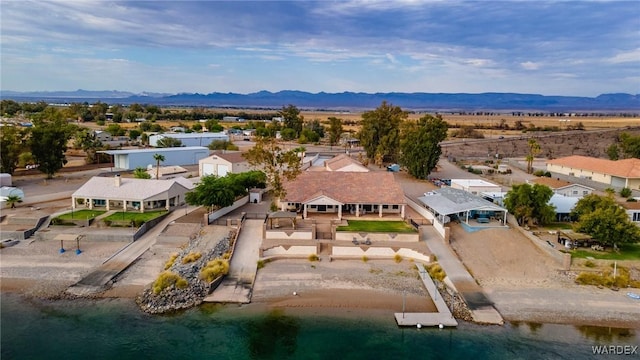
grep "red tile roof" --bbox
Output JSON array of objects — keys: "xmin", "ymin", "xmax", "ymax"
[
  {"xmin": 547, "ymin": 155, "xmax": 640, "ymax": 179},
  {"xmin": 282, "ymin": 172, "xmax": 405, "ymax": 204},
  {"xmin": 529, "ymin": 177, "xmax": 587, "ymax": 190}
]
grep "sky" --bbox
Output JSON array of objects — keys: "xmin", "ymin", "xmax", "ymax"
[{"xmin": 1, "ymin": 1, "xmax": 639, "ymax": 96}]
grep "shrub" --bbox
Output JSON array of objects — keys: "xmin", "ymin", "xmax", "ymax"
[
  {"xmin": 222, "ymin": 251, "xmax": 231, "ymax": 260},
  {"xmin": 164, "ymin": 253, "xmax": 178, "ymax": 270},
  {"xmin": 308, "ymin": 254, "xmax": 319, "ymax": 262},
  {"xmin": 620, "ymin": 187, "xmax": 632, "ymax": 198},
  {"xmin": 152, "ymin": 271, "xmax": 187, "ymax": 294},
  {"xmin": 584, "ymin": 260, "xmax": 596, "ymax": 268},
  {"xmin": 200, "ymin": 259, "xmax": 230, "ymax": 282},
  {"xmin": 533, "ymin": 170, "xmax": 546, "ymax": 177},
  {"xmin": 575, "ymin": 266, "xmax": 638, "ymax": 289},
  {"xmin": 394, "ymin": 254, "xmax": 403, "ymax": 263},
  {"xmin": 361, "ymin": 255, "xmax": 369, "ymax": 263},
  {"xmin": 257, "ymin": 259, "xmax": 265, "ymax": 269},
  {"xmin": 427, "ymin": 263, "xmax": 446, "ymax": 281},
  {"xmin": 182, "ymin": 251, "xmax": 202, "ymax": 264}
]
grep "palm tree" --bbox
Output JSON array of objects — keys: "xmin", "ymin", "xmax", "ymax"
[
  {"xmin": 153, "ymin": 153, "xmax": 165, "ymax": 179},
  {"xmin": 5, "ymin": 195, "xmax": 22, "ymax": 209}
]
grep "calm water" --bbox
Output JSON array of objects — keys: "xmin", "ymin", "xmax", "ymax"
[{"xmin": 1, "ymin": 293, "xmax": 638, "ymax": 360}]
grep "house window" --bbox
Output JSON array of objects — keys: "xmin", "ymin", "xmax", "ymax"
[
  {"xmin": 572, "ymin": 190, "xmax": 578, "ymax": 195},
  {"xmin": 383, "ymin": 205, "xmax": 389, "ymax": 209},
  {"xmin": 634, "ymin": 212, "xmax": 640, "ymax": 222},
  {"xmin": 392, "ymin": 205, "xmax": 399, "ymax": 210},
  {"xmin": 583, "ymin": 191, "xmax": 588, "ymax": 195},
  {"xmin": 310, "ymin": 205, "xmax": 316, "ymax": 209},
  {"xmin": 93, "ymin": 199, "xmax": 106, "ymax": 206}
]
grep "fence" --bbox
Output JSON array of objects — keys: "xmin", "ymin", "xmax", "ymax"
[
  {"xmin": 133, "ymin": 212, "xmax": 171, "ymax": 241},
  {"xmin": 207, "ymin": 196, "xmax": 249, "ymax": 224}
]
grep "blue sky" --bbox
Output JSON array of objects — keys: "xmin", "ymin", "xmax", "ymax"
[{"xmin": 1, "ymin": 1, "xmax": 638, "ymax": 96}]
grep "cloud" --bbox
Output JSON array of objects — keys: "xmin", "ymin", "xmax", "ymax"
[
  {"xmin": 520, "ymin": 61, "xmax": 540, "ymax": 71},
  {"xmin": 607, "ymin": 48, "xmax": 640, "ymax": 64}
]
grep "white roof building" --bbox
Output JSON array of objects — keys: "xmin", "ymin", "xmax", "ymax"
[
  {"xmin": 450, "ymin": 179, "xmax": 502, "ymax": 195},
  {"xmin": 100, "ymin": 146, "xmax": 209, "ymax": 170},
  {"xmin": 72, "ymin": 175, "xmax": 194, "ymax": 212},
  {"xmin": 149, "ymin": 132, "xmax": 229, "ymax": 147}
]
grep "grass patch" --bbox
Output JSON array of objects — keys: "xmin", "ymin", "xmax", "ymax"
[
  {"xmin": 56, "ymin": 210, "xmax": 105, "ymax": 221},
  {"xmin": 568, "ymin": 244, "xmax": 640, "ymax": 260},
  {"xmin": 103, "ymin": 210, "xmax": 167, "ymax": 225},
  {"xmin": 257, "ymin": 259, "xmax": 266, "ymax": 269},
  {"xmin": 336, "ymin": 220, "xmax": 416, "ymax": 233}
]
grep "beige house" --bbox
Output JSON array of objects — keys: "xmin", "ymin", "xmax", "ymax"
[
  {"xmin": 198, "ymin": 151, "xmax": 253, "ymax": 177},
  {"xmin": 450, "ymin": 179, "xmax": 501, "ymax": 195},
  {"xmin": 281, "ymin": 172, "xmax": 406, "ymax": 220},
  {"xmin": 72, "ymin": 175, "xmax": 194, "ymax": 212},
  {"xmin": 323, "ymin": 154, "xmax": 369, "ymax": 172},
  {"xmin": 546, "ymin": 156, "xmax": 640, "ymax": 190},
  {"xmin": 528, "ymin": 177, "xmax": 594, "ymax": 197}
]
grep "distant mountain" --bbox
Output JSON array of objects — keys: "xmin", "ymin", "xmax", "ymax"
[{"xmin": 1, "ymin": 90, "xmax": 638, "ymax": 111}]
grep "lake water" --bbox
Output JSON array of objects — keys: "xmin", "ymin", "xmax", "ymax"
[{"xmin": 1, "ymin": 293, "xmax": 638, "ymax": 359}]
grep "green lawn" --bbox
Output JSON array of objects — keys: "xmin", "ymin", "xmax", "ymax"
[
  {"xmin": 564, "ymin": 243, "xmax": 640, "ymax": 260},
  {"xmin": 56, "ymin": 210, "xmax": 106, "ymax": 221},
  {"xmin": 103, "ymin": 210, "xmax": 168, "ymax": 223},
  {"xmin": 336, "ymin": 220, "xmax": 416, "ymax": 233}
]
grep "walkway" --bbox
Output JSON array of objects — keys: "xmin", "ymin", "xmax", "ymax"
[
  {"xmin": 204, "ymin": 219, "xmax": 263, "ymax": 303},
  {"xmin": 66, "ymin": 206, "xmax": 199, "ymax": 295},
  {"xmin": 422, "ymin": 226, "xmax": 503, "ymax": 324}
]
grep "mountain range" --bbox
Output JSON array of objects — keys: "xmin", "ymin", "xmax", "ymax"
[{"xmin": 1, "ymin": 89, "xmax": 639, "ymax": 111}]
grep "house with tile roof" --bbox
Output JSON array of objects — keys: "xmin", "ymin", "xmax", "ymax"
[
  {"xmin": 546, "ymin": 155, "xmax": 640, "ymax": 189},
  {"xmin": 198, "ymin": 151, "xmax": 254, "ymax": 177},
  {"xmin": 528, "ymin": 177, "xmax": 594, "ymax": 197},
  {"xmin": 72, "ymin": 175, "xmax": 194, "ymax": 212},
  {"xmin": 323, "ymin": 154, "xmax": 369, "ymax": 172},
  {"xmin": 280, "ymin": 172, "xmax": 406, "ymax": 220}
]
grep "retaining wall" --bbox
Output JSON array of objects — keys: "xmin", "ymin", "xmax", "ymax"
[
  {"xmin": 331, "ymin": 246, "xmax": 431, "ymax": 263},
  {"xmin": 265, "ymin": 230, "xmax": 314, "ymax": 240},
  {"xmin": 335, "ymin": 231, "xmax": 419, "ymax": 242},
  {"xmin": 207, "ymin": 196, "xmax": 249, "ymax": 224}
]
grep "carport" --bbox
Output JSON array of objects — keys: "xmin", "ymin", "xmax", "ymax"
[
  {"xmin": 54, "ymin": 234, "xmax": 84, "ymax": 254},
  {"xmin": 417, "ymin": 187, "xmax": 508, "ymax": 226}
]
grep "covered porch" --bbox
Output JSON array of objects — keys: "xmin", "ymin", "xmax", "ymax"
[
  {"xmin": 72, "ymin": 194, "xmax": 182, "ymax": 213},
  {"xmin": 282, "ymin": 194, "xmax": 405, "ymax": 220}
]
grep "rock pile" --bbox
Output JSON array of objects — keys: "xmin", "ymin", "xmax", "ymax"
[
  {"xmin": 137, "ymin": 231, "xmax": 233, "ymax": 314},
  {"xmin": 437, "ymin": 282, "xmax": 473, "ymax": 322}
]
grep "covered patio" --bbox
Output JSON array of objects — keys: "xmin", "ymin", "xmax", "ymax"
[{"xmin": 417, "ymin": 187, "xmax": 508, "ymax": 227}]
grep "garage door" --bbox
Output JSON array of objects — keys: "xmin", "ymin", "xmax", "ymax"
[
  {"xmin": 218, "ymin": 164, "xmax": 229, "ymax": 177},
  {"xmin": 203, "ymin": 163, "xmax": 215, "ymax": 176},
  {"xmin": 611, "ymin": 176, "xmax": 626, "ymax": 188}
]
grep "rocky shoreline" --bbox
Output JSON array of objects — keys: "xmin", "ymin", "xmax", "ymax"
[{"xmin": 136, "ymin": 230, "xmax": 234, "ymax": 314}]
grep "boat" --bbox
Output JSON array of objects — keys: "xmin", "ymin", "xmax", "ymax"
[{"xmin": 627, "ymin": 292, "xmax": 640, "ymax": 300}]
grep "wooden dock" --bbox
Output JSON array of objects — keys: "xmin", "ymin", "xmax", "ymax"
[{"xmin": 394, "ymin": 264, "xmax": 458, "ymax": 328}]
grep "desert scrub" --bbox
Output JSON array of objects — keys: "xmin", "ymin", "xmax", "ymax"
[
  {"xmin": 222, "ymin": 251, "xmax": 231, "ymax": 260},
  {"xmin": 153, "ymin": 271, "xmax": 188, "ymax": 294},
  {"xmin": 584, "ymin": 260, "xmax": 596, "ymax": 268},
  {"xmin": 164, "ymin": 253, "xmax": 179, "ymax": 270},
  {"xmin": 200, "ymin": 259, "xmax": 230, "ymax": 282},
  {"xmin": 427, "ymin": 263, "xmax": 446, "ymax": 282},
  {"xmin": 394, "ymin": 254, "xmax": 403, "ymax": 263},
  {"xmin": 369, "ymin": 267, "xmax": 383, "ymax": 274},
  {"xmin": 308, "ymin": 254, "xmax": 319, "ymax": 262},
  {"xmin": 575, "ymin": 266, "xmax": 640, "ymax": 288},
  {"xmin": 182, "ymin": 251, "xmax": 202, "ymax": 264}
]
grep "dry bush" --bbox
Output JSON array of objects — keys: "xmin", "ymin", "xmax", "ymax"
[
  {"xmin": 200, "ymin": 259, "xmax": 230, "ymax": 282},
  {"xmin": 152, "ymin": 271, "xmax": 188, "ymax": 294},
  {"xmin": 182, "ymin": 251, "xmax": 202, "ymax": 264},
  {"xmin": 164, "ymin": 253, "xmax": 179, "ymax": 270}
]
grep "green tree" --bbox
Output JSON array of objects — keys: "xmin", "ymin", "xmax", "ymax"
[
  {"xmin": 244, "ymin": 137, "xmax": 302, "ymax": 200},
  {"xmin": 606, "ymin": 144, "xmax": 619, "ymax": 160},
  {"xmin": 0, "ymin": 100, "xmax": 22, "ymax": 116},
  {"xmin": 128, "ymin": 129, "xmax": 141, "ymax": 141},
  {"xmin": 359, "ymin": 101, "xmax": 406, "ymax": 163},
  {"xmin": 526, "ymin": 139, "xmax": 541, "ymax": 174},
  {"xmin": 399, "ymin": 114, "xmax": 448, "ymax": 179},
  {"xmin": 208, "ymin": 140, "xmax": 238, "ymax": 151},
  {"xmin": 279, "ymin": 105, "xmax": 303, "ymax": 137},
  {"xmin": 153, "ymin": 154, "xmax": 165, "ymax": 180},
  {"xmin": 0, "ymin": 126, "xmax": 26, "ymax": 174},
  {"xmin": 572, "ymin": 194, "xmax": 640, "ymax": 246},
  {"xmin": 29, "ymin": 119, "xmax": 72, "ymax": 178},
  {"xmin": 504, "ymin": 183, "xmax": 555, "ymax": 226},
  {"xmin": 327, "ymin": 117, "xmax": 343, "ymax": 148},
  {"xmin": 619, "ymin": 132, "xmax": 640, "ymax": 158},
  {"xmin": 205, "ymin": 119, "xmax": 223, "ymax": 132},
  {"xmin": 5, "ymin": 195, "xmax": 22, "ymax": 209},
  {"xmin": 105, "ymin": 123, "xmax": 125, "ymax": 137},
  {"xmin": 133, "ymin": 167, "xmax": 151, "ymax": 179},
  {"xmin": 192, "ymin": 123, "xmax": 203, "ymax": 132},
  {"xmin": 156, "ymin": 137, "xmax": 183, "ymax": 148},
  {"xmin": 280, "ymin": 128, "xmax": 297, "ymax": 141},
  {"xmin": 620, "ymin": 187, "xmax": 632, "ymax": 198},
  {"xmin": 74, "ymin": 128, "xmax": 103, "ymax": 164},
  {"xmin": 185, "ymin": 171, "xmax": 266, "ymax": 211}
]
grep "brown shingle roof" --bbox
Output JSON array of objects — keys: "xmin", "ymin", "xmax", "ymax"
[
  {"xmin": 211, "ymin": 151, "xmax": 247, "ymax": 164},
  {"xmin": 547, "ymin": 155, "xmax": 640, "ymax": 179},
  {"xmin": 282, "ymin": 172, "xmax": 405, "ymax": 204}
]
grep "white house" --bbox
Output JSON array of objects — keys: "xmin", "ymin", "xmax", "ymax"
[
  {"xmin": 72, "ymin": 175, "xmax": 194, "ymax": 212},
  {"xmin": 149, "ymin": 132, "xmax": 229, "ymax": 147},
  {"xmin": 199, "ymin": 151, "xmax": 253, "ymax": 177},
  {"xmin": 323, "ymin": 154, "xmax": 369, "ymax": 172},
  {"xmin": 450, "ymin": 179, "xmax": 502, "ymax": 196},
  {"xmin": 100, "ymin": 147, "xmax": 209, "ymax": 170},
  {"xmin": 621, "ymin": 201, "xmax": 640, "ymax": 224},
  {"xmin": 528, "ymin": 177, "xmax": 594, "ymax": 197}
]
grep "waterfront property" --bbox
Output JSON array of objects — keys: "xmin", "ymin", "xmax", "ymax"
[
  {"xmin": 323, "ymin": 154, "xmax": 369, "ymax": 172},
  {"xmin": 71, "ymin": 175, "xmax": 194, "ymax": 212},
  {"xmin": 100, "ymin": 146, "xmax": 209, "ymax": 170},
  {"xmin": 280, "ymin": 171, "xmax": 406, "ymax": 220},
  {"xmin": 546, "ymin": 155, "xmax": 640, "ymax": 190},
  {"xmin": 417, "ymin": 187, "xmax": 508, "ymax": 226}
]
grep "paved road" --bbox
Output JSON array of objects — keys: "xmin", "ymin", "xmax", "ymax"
[
  {"xmin": 204, "ymin": 219, "xmax": 263, "ymax": 303},
  {"xmin": 66, "ymin": 206, "xmax": 199, "ymax": 295}
]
